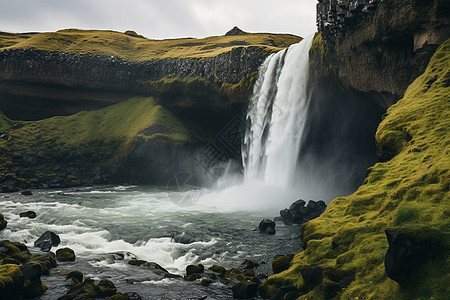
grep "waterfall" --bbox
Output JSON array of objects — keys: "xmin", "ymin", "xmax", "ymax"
[{"xmin": 243, "ymin": 35, "xmax": 314, "ymax": 188}]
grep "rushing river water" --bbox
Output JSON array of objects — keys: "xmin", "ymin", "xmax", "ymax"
[{"xmin": 0, "ymin": 185, "xmax": 303, "ymax": 299}]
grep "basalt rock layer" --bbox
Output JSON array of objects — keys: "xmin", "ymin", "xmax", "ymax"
[
  {"xmin": 0, "ymin": 29, "xmax": 300, "ymax": 121},
  {"xmin": 316, "ymin": 0, "xmax": 450, "ymax": 107}
]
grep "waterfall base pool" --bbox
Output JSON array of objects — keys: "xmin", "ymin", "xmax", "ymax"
[{"xmin": 0, "ymin": 185, "xmax": 303, "ymax": 299}]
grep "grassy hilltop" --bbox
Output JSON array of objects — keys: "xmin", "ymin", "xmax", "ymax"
[
  {"xmin": 262, "ymin": 38, "xmax": 450, "ymax": 299},
  {"xmin": 0, "ymin": 29, "xmax": 300, "ymax": 60}
]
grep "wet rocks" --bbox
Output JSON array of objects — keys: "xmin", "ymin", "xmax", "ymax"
[
  {"xmin": 19, "ymin": 210, "xmax": 37, "ymax": 218},
  {"xmin": 0, "ymin": 264, "xmax": 24, "ymax": 299},
  {"xmin": 20, "ymin": 262, "xmax": 48, "ymax": 298},
  {"xmin": 186, "ymin": 264, "xmax": 205, "ymax": 277},
  {"xmin": 172, "ymin": 233, "xmax": 196, "ymax": 244},
  {"xmin": 232, "ymin": 281, "xmax": 258, "ymax": 299},
  {"xmin": 271, "ymin": 254, "xmax": 294, "ymax": 274},
  {"xmin": 259, "ymin": 219, "xmax": 276, "ymax": 234},
  {"xmin": 279, "ymin": 199, "xmax": 327, "ymax": 225},
  {"xmin": 20, "ymin": 190, "xmax": 32, "ymax": 196},
  {"xmin": 34, "ymin": 231, "xmax": 61, "ymax": 252},
  {"xmin": 56, "ymin": 247, "xmax": 75, "ymax": 262},
  {"xmin": 0, "ymin": 213, "xmax": 6, "ymax": 230}
]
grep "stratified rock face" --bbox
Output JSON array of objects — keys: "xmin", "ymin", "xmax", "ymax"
[
  {"xmin": 0, "ymin": 46, "xmax": 265, "ymax": 120},
  {"xmin": 316, "ymin": 0, "xmax": 450, "ymax": 105}
]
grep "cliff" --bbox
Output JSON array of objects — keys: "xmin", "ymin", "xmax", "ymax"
[
  {"xmin": 0, "ymin": 29, "xmax": 300, "ymax": 121},
  {"xmin": 316, "ymin": 0, "xmax": 450, "ymax": 107}
]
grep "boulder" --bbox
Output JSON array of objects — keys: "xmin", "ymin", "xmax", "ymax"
[
  {"xmin": 56, "ymin": 248, "xmax": 75, "ymax": 262},
  {"xmin": 0, "ymin": 213, "xmax": 7, "ymax": 230},
  {"xmin": 258, "ymin": 219, "xmax": 276, "ymax": 234},
  {"xmin": 209, "ymin": 264, "xmax": 226, "ymax": 275},
  {"xmin": 240, "ymin": 259, "xmax": 259, "ymax": 269},
  {"xmin": 186, "ymin": 264, "xmax": 204, "ymax": 276},
  {"xmin": 271, "ymin": 255, "xmax": 293, "ymax": 274},
  {"xmin": 231, "ymin": 281, "xmax": 258, "ymax": 299},
  {"xmin": 172, "ymin": 233, "xmax": 196, "ymax": 244},
  {"xmin": 280, "ymin": 199, "xmax": 327, "ymax": 225},
  {"xmin": 20, "ymin": 262, "xmax": 48, "ymax": 298},
  {"xmin": 66, "ymin": 270, "xmax": 84, "ymax": 285},
  {"xmin": 34, "ymin": 231, "xmax": 60, "ymax": 252},
  {"xmin": 97, "ymin": 279, "xmax": 117, "ymax": 297},
  {"xmin": 384, "ymin": 228, "xmax": 441, "ymax": 285},
  {"xmin": 0, "ymin": 264, "xmax": 24, "ymax": 299},
  {"xmin": 20, "ymin": 190, "xmax": 32, "ymax": 196},
  {"xmin": 19, "ymin": 211, "xmax": 37, "ymax": 219}
]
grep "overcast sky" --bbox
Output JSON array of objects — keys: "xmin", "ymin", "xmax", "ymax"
[{"xmin": 0, "ymin": 0, "xmax": 317, "ymax": 39}]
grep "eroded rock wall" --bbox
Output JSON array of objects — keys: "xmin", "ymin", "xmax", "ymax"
[{"xmin": 316, "ymin": 0, "xmax": 450, "ymax": 106}]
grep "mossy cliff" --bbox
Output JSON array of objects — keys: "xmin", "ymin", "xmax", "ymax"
[
  {"xmin": 0, "ymin": 97, "xmax": 196, "ymax": 190},
  {"xmin": 261, "ymin": 39, "xmax": 450, "ymax": 299},
  {"xmin": 0, "ymin": 29, "xmax": 300, "ymax": 121}
]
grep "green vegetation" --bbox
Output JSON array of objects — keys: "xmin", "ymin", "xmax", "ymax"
[
  {"xmin": 0, "ymin": 29, "xmax": 301, "ymax": 60},
  {"xmin": 0, "ymin": 97, "xmax": 194, "ymax": 187},
  {"xmin": 263, "ymin": 39, "xmax": 450, "ymax": 299}
]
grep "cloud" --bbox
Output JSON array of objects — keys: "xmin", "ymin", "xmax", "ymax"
[{"xmin": 0, "ymin": 0, "xmax": 316, "ymax": 39}]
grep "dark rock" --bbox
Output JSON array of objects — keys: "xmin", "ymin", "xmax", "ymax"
[
  {"xmin": 280, "ymin": 199, "xmax": 327, "ymax": 225},
  {"xmin": 66, "ymin": 270, "xmax": 84, "ymax": 284},
  {"xmin": 20, "ymin": 262, "xmax": 47, "ymax": 298},
  {"xmin": 0, "ymin": 264, "xmax": 24, "ymax": 299},
  {"xmin": 384, "ymin": 228, "xmax": 441, "ymax": 285},
  {"xmin": 56, "ymin": 247, "xmax": 76, "ymax": 262},
  {"xmin": 185, "ymin": 273, "xmax": 202, "ymax": 281},
  {"xmin": 199, "ymin": 278, "xmax": 213, "ymax": 286},
  {"xmin": 186, "ymin": 264, "xmax": 204, "ymax": 276},
  {"xmin": 225, "ymin": 26, "xmax": 248, "ymax": 36},
  {"xmin": 57, "ymin": 278, "xmax": 98, "ymax": 300},
  {"xmin": 258, "ymin": 219, "xmax": 276, "ymax": 234},
  {"xmin": 97, "ymin": 279, "xmax": 117, "ymax": 297},
  {"xmin": 34, "ymin": 231, "xmax": 60, "ymax": 252},
  {"xmin": 19, "ymin": 210, "xmax": 37, "ymax": 218},
  {"xmin": 124, "ymin": 292, "xmax": 143, "ymax": 300},
  {"xmin": 272, "ymin": 255, "xmax": 293, "ymax": 274},
  {"xmin": 231, "ymin": 281, "xmax": 258, "ymax": 299},
  {"xmin": 172, "ymin": 233, "xmax": 196, "ymax": 244},
  {"xmin": 0, "ymin": 213, "xmax": 7, "ymax": 230},
  {"xmin": 20, "ymin": 190, "xmax": 33, "ymax": 196},
  {"xmin": 301, "ymin": 266, "xmax": 324, "ymax": 290},
  {"xmin": 209, "ymin": 264, "xmax": 226, "ymax": 275},
  {"xmin": 240, "ymin": 259, "xmax": 259, "ymax": 269}
]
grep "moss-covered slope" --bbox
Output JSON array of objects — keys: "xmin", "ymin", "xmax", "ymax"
[
  {"xmin": 0, "ymin": 97, "xmax": 195, "ymax": 190},
  {"xmin": 262, "ymin": 39, "xmax": 450, "ymax": 299},
  {"xmin": 0, "ymin": 29, "xmax": 300, "ymax": 60}
]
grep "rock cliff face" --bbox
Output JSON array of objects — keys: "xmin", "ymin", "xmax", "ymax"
[
  {"xmin": 0, "ymin": 46, "xmax": 264, "ymax": 120},
  {"xmin": 316, "ymin": 0, "xmax": 450, "ymax": 107},
  {"xmin": 0, "ymin": 29, "xmax": 300, "ymax": 121}
]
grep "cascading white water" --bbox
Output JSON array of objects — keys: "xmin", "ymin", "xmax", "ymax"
[{"xmin": 243, "ymin": 35, "xmax": 314, "ymax": 188}]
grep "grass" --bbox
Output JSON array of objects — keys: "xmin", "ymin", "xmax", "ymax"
[
  {"xmin": 0, "ymin": 97, "xmax": 194, "ymax": 175},
  {"xmin": 262, "ymin": 39, "xmax": 450, "ymax": 299},
  {"xmin": 0, "ymin": 29, "xmax": 301, "ymax": 61}
]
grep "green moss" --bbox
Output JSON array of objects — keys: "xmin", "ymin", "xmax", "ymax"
[
  {"xmin": 309, "ymin": 33, "xmax": 337, "ymax": 81},
  {"xmin": 0, "ymin": 29, "xmax": 301, "ymax": 61},
  {"xmin": 263, "ymin": 39, "xmax": 450, "ymax": 299},
  {"xmin": 0, "ymin": 264, "xmax": 23, "ymax": 294},
  {"xmin": 0, "ymin": 97, "xmax": 195, "ymax": 179}
]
